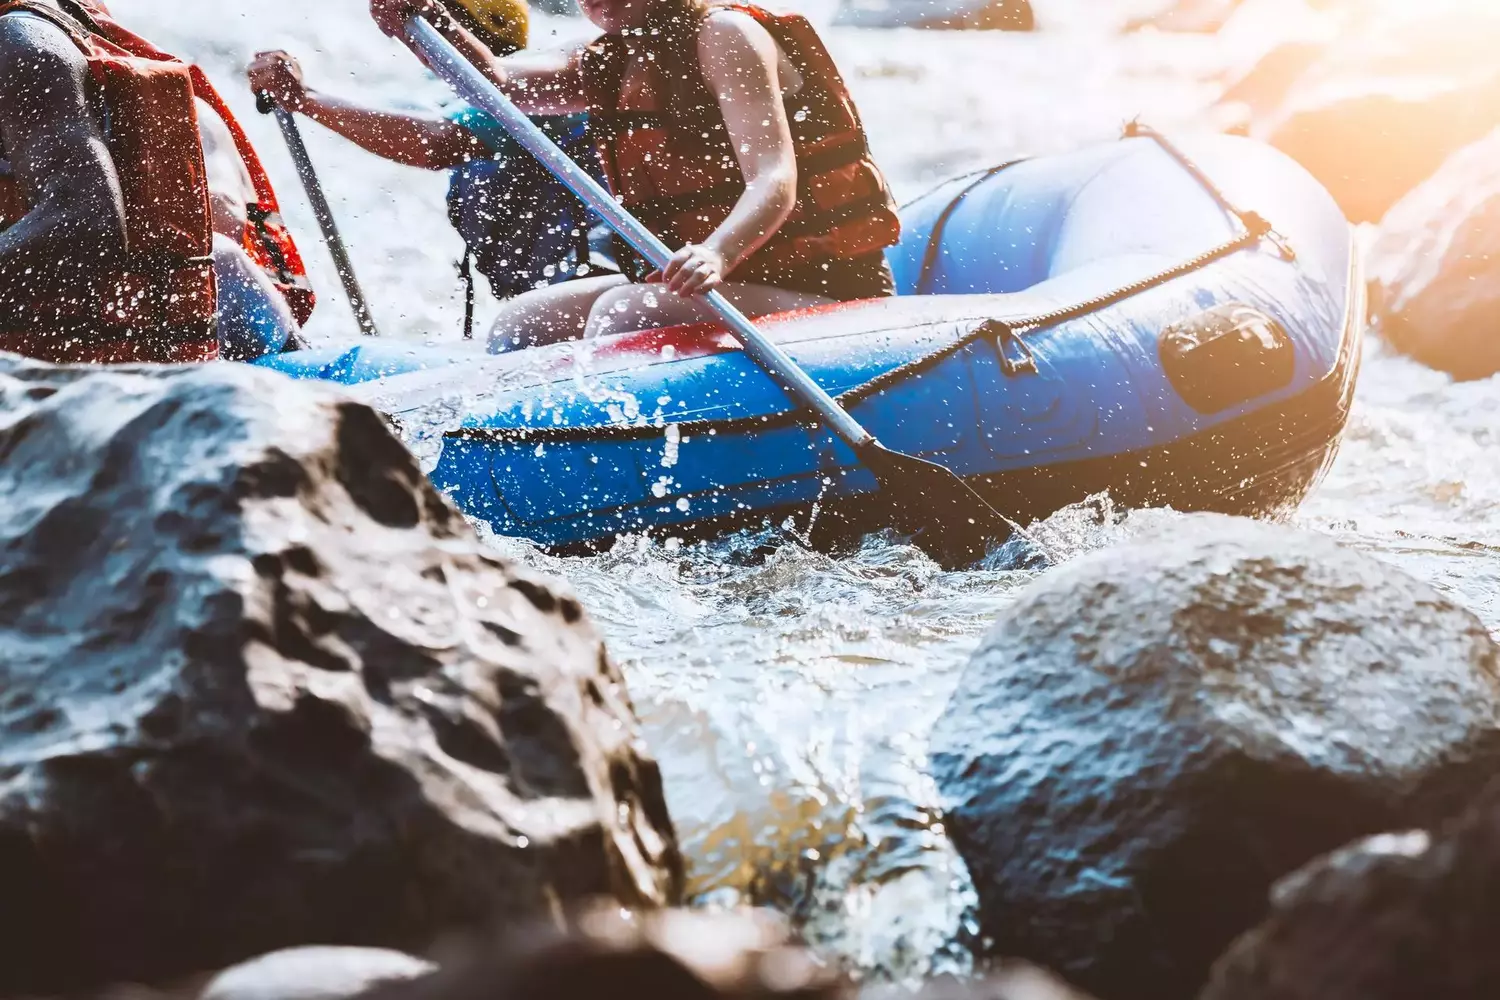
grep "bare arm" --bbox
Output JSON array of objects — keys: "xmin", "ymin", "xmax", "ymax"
[
  {"xmin": 0, "ymin": 14, "xmax": 126, "ymax": 289},
  {"xmin": 301, "ymin": 93, "xmax": 483, "ymax": 170},
  {"xmin": 369, "ymin": 0, "xmax": 589, "ymax": 115},
  {"xmin": 249, "ymin": 50, "xmax": 483, "ymax": 169},
  {"xmin": 198, "ymin": 102, "xmax": 256, "ymax": 238},
  {"xmin": 658, "ymin": 12, "xmax": 799, "ymax": 296}
]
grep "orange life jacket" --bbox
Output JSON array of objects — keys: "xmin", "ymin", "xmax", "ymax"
[
  {"xmin": 0, "ymin": 0, "xmax": 315, "ymax": 363},
  {"xmin": 581, "ymin": 4, "xmax": 901, "ymax": 277}
]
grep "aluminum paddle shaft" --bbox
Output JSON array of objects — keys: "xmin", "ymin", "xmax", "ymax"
[
  {"xmin": 401, "ymin": 15, "xmax": 1017, "ymax": 563},
  {"xmin": 257, "ymin": 92, "xmax": 381, "ymax": 338}
]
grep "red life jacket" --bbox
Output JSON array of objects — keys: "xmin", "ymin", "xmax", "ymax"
[
  {"xmin": 0, "ymin": 0, "xmax": 315, "ymax": 363},
  {"xmin": 581, "ymin": 4, "xmax": 901, "ymax": 278}
]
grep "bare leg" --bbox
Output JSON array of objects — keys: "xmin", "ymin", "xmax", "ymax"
[
  {"xmin": 486, "ymin": 275, "xmax": 629, "ymax": 354},
  {"xmin": 584, "ymin": 282, "xmax": 834, "ymax": 340}
]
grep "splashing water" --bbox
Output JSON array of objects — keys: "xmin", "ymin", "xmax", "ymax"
[{"xmin": 106, "ymin": 0, "xmax": 1500, "ymax": 981}]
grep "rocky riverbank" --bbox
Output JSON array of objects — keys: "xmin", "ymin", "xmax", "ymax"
[
  {"xmin": 9, "ymin": 0, "xmax": 1500, "ymax": 996},
  {"xmin": 15, "ymin": 440, "xmax": 1499, "ymax": 1000},
  {"xmin": 0, "ymin": 359, "xmax": 680, "ymax": 994}
]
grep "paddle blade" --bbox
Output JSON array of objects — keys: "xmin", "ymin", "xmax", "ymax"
[{"xmin": 858, "ymin": 442, "xmax": 1017, "ymax": 566}]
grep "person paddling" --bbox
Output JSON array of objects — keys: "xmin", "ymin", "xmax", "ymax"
[
  {"xmin": 369, "ymin": 0, "xmax": 902, "ymax": 354},
  {"xmin": 248, "ymin": 0, "xmax": 607, "ymax": 337},
  {"xmin": 0, "ymin": 0, "xmax": 315, "ymax": 363}
]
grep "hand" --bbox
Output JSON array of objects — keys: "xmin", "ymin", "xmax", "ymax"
[
  {"xmin": 651, "ymin": 244, "xmax": 727, "ymax": 297},
  {"xmin": 247, "ymin": 51, "xmax": 309, "ymax": 113},
  {"xmin": 370, "ymin": 0, "xmax": 438, "ymax": 38}
]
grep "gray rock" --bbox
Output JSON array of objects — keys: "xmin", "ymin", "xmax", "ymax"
[
  {"xmin": 1202, "ymin": 781, "xmax": 1500, "ymax": 999},
  {"xmin": 1247, "ymin": 2, "xmax": 1500, "ymax": 223},
  {"xmin": 1125, "ymin": 0, "xmax": 1242, "ymax": 33},
  {"xmin": 867, "ymin": 965, "xmax": 1100, "ymax": 1000},
  {"xmin": 0, "ymin": 358, "xmax": 683, "ymax": 994},
  {"xmin": 351, "ymin": 908, "xmax": 847, "ymax": 1000},
  {"xmin": 1368, "ymin": 126, "xmax": 1500, "ymax": 381},
  {"xmin": 200, "ymin": 947, "xmax": 435, "ymax": 1000},
  {"xmin": 931, "ymin": 514, "xmax": 1500, "ymax": 1000}
]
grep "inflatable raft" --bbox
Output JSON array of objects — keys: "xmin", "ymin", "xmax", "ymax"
[{"xmin": 256, "ymin": 130, "xmax": 1363, "ymax": 554}]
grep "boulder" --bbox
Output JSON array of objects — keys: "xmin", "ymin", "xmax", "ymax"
[
  {"xmin": 869, "ymin": 966, "xmax": 1101, "ymax": 1000},
  {"xmin": 1367, "ymin": 127, "xmax": 1500, "ymax": 381},
  {"xmin": 351, "ymin": 908, "xmax": 847, "ymax": 1000},
  {"xmin": 1201, "ymin": 781, "xmax": 1500, "ymax": 999},
  {"xmin": 1214, "ymin": 40, "xmax": 1329, "ymax": 130},
  {"xmin": 832, "ymin": 0, "xmax": 1033, "ymax": 31},
  {"xmin": 1245, "ymin": 2, "xmax": 1500, "ymax": 222},
  {"xmin": 200, "ymin": 948, "xmax": 436, "ymax": 1000},
  {"xmin": 1125, "ymin": 0, "xmax": 1243, "ymax": 33},
  {"xmin": 931, "ymin": 514, "xmax": 1500, "ymax": 1000},
  {"xmin": 0, "ymin": 358, "xmax": 683, "ymax": 994}
]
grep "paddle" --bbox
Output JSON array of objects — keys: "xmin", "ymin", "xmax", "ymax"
[
  {"xmin": 256, "ymin": 91, "xmax": 382, "ymax": 338},
  {"xmin": 400, "ymin": 14, "xmax": 1017, "ymax": 563}
]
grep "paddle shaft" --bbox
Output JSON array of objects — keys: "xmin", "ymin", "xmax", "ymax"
[
  {"xmin": 257, "ymin": 93, "xmax": 381, "ymax": 338},
  {"xmin": 401, "ymin": 16, "xmax": 876, "ymax": 452}
]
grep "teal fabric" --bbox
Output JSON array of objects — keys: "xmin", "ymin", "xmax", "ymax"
[
  {"xmin": 441, "ymin": 103, "xmax": 605, "ymax": 300},
  {"xmin": 445, "ymin": 104, "xmax": 589, "ymax": 156}
]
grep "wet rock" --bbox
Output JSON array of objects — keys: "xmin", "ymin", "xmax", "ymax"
[
  {"xmin": 931, "ymin": 514, "xmax": 1500, "ymax": 1000},
  {"xmin": 1125, "ymin": 0, "xmax": 1243, "ymax": 33},
  {"xmin": 1367, "ymin": 127, "xmax": 1500, "ymax": 381},
  {"xmin": 0, "ymin": 358, "xmax": 683, "ymax": 994},
  {"xmin": 1244, "ymin": 2, "xmax": 1500, "ymax": 222},
  {"xmin": 832, "ymin": 0, "xmax": 1033, "ymax": 31},
  {"xmin": 869, "ymin": 965, "xmax": 1101, "ymax": 1000},
  {"xmin": 200, "ymin": 948, "xmax": 436, "ymax": 1000},
  {"xmin": 354, "ymin": 908, "xmax": 847, "ymax": 1000},
  {"xmin": 1214, "ymin": 39, "xmax": 1329, "ymax": 131},
  {"xmin": 1201, "ymin": 780, "xmax": 1500, "ymax": 999}
]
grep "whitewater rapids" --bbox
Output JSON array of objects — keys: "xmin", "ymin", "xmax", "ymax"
[{"xmin": 109, "ymin": 0, "xmax": 1500, "ymax": 982}]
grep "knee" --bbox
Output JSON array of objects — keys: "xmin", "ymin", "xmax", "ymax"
[
  {"xmin": 586, "ymin": 284, "xmax": 660, "ymax": 337},
  {"xmin": 485, "ymin": 299, "xmax": 573, "ymax": 354}
]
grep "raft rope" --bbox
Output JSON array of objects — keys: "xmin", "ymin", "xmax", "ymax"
[{"xmin": 448, "ymin": 124, "xmax": 1295, "ymax": 445}]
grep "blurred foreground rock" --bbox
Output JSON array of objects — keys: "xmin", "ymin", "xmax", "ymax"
[
  {"xmin": 869, "ymin": 967, "xmax": 1100, "ymax": 1000},
  {"xmin": 0, "ymin": 358, "xmax": 682, "ymax": 994},
  {"xmin": 334, "ymin": 910, "xmax": 1105, "ymax": 1000},
  {"xmin": 1202, "ymin": 780, "xmax": 1500, "ymax": 999},
  {"xmin": 1368, "ymin": 127, "xmax": 1500, "ymax": 381},
  {"xmin": 932, "ymin": 514, "xmax": 1500, "ymax": 1000},
  {"xmin": 1125, "ymin": 0, "xmax": 1243, "ymax": 33},
  {"xmin": 201, "ymin": 948, "xmax": 435, "ymax": 1000},
  {"xmin": 353, "ymin": 909, "xmax": 846, "ymax": 1000},
  {"xmin": 1229, "ymin": 1, "xmax": 1500, "ymax": 222}
]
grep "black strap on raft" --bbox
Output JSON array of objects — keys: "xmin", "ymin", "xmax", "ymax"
[
  {"xmin": 459, "ymin": 249, "xmax": 476, "ymax": 341},
  {"xmin": 913, "ymin": 161, "xmax": 1024, "ymax": 295},
  {"xmin": 448, "ymin": 124, "xmax": 1298, "ymax": 446}
]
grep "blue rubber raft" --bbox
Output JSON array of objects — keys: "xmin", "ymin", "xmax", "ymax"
[{"xmin": 256, "ymin": 131, "xmax": 1363, "ymax": 554}]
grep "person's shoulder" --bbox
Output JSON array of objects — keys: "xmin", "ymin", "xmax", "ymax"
[
  {"xmin": 0, "ymin": 9, "xmax": 85, "ymax": 77},
  {"xmin": 698, "ymin": 6, "xmax": 776, "ymax": 53},
  {"xmin": 0, "ymin": 9, "xmax": 66, "ymax": 50}
]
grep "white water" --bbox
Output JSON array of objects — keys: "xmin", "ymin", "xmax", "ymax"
[{"xmin": 111, "ymin": 0, "xmax": 1500, "ymax": 982}]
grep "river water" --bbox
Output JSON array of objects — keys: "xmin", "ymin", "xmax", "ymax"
[{"xmin": 113, "ymin": 0, "xmax": 1500, "ymax": 983}]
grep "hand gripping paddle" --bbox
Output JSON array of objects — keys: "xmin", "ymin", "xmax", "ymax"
[
  {"xmin": 401, "ymin": 15, "xmax": 1017, "ymax": 564},
  {"xmin": 256, "ymin": 90, "xmax": 382, "ymax": 338}
]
